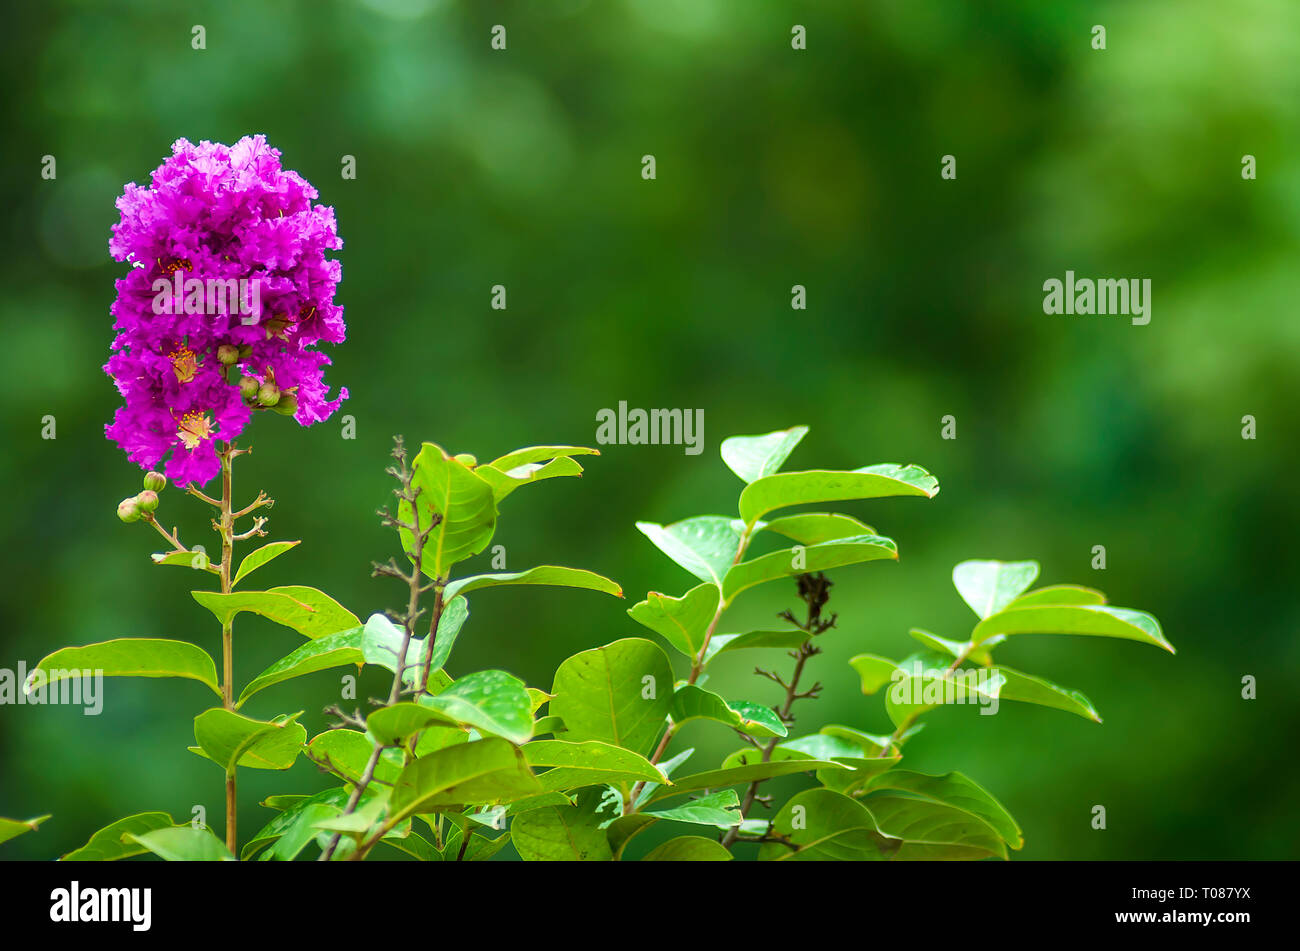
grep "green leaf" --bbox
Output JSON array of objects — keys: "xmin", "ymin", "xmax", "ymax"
[
  {"xmin": 390, "ymin": 738, "xmax": 543, "ymax": 821},
  {"xmin": 126, "ymin": 826, "xmax": 235, "ymax": 861},
  {"xmin": 238, "ymin": 629, "xmax": 367, "ymax": 706},
  {"xmin": 1009, "ymin": 584, "xmax": 1107, "ymax": 608},
  {"xmin": 307, "ymin": 730, "xmax": 403, "ymax": 786},
  {"xmin": 860, "ymin": 792, "xmax": 1007, "ymax": 859},
  {"xmin": 511, "ymin": 802, "xmax": 612, "ymax": 861},
  {"xmin": 244, "ymin": 788, "xmax": 352, "ymax": 860},
  {"xmin": 192, "ymin": 709, "xmax": 307, "ymax": 772},
  {"xmin": 487, "ymin": 445, "xmax": 600, "ymax": 472},
  {"xmin": 647, "ymin": 759, "xmax": 850, "ymax": 804},
  {"xmin": 191, "ymin": 586, "xmax": 359, "ymax": 639},
  {"xmin": 150, "ymin": 548, "xmax": 219, "ymax": 574},
  {"xmin": 907, "ymin": 628, "xmax": 975, "ymax": 661},
  {"xmin": 445, "ymin": 565, "xmax": 622, "ymax": 601},
  {"xmin": 532, "ymin": 715, "xmax": 565, "ymax": 736},
  {"xmin": 366, "ymin": 703, "xmax": 455, "ymax": 747},
  {"xmin": 670, "ymin": 684, "xmax": 786, "ymax": 738},
  {"xmin": 760, "ymin": 511, "xmax": 877, "ymax": 544},
  {"xmin": 635, "ymin": 516, "xmax": 742, "ymax": 587},
  {"xmin": 884, "ymin": 665, "xmax": 1001, "ymax": 729},
  {"xmin": 720, "ymin": 426, "xmax": 809, "ymax": 483},
  {"xmin": 422, "ymin": 596, "xmax": 470, "ymax": 677},
  {"xmin": 722, "ymin": 534, "xmax": 897, "ymax": 601},
  {"xmin": 738, "ymin": 464, "xmax": 940, "ymax": 529},
  {"xmin": 401, "ymin": 443, "xmax": 497, "ymax": 579},
  {"xmin": 27, "ymin": 638, "xmax": 220, "ymax": 698},
  {"xmin": 550, "ymin": 638, "xmax": 674, "ymax": 757},
  {"xmin": 526, "ymin": 740, "xmax": 666, "ymax": 791},
  {"xmin": 476, "ymin": 456, "xmax": 585, "ymax": 501},
  {"xmin": 422, "ymin": 669, "xmax": 534, "ymax": 744},
  {"xmin": 952, "ymin": 560, "xmax": 1040, "ymax": 619},
  {"xmin": 61, "ymin": 812, "xmax": 175, "ymax": 860},
  {"xmin": 702, "ymin": 628, "xmax": 810, "ymax": 663},
  {"xmin": 643, "ymin": 835, "xmax": 732, "ymax": 861},
  {"xmin": 864, "ymin": 770, "xmax": 1023, "ymax": 849},
  {"xmin": 971, "ymin": 604, "xmax": 1173, "ymax": 653},
  {"xmin": 849, "ymin": 653, "xmax": 902, "ymax": 695},
  {"xmin": 983, "ymin": 666, "xmax": 1102, "ymax": 722},
  {"xmin": 627, "ymin": 583, "xmax": 719, "ymax": 658},
  {"xmin": 758, "ymin": 789, "xmax": 898, "ymax": 861},
  {"xmin": 0, "ymin": 814, "xmax": 50, "ymax": 846},
  {"xmin": 646, "ymin": 789, "xmax": 742, "ymax": 829},
  {"xmin": 232, "ymin": 541, "xmax": 300, "ymax": 587},
  {"xmin": 721, "ymin": 733, "xmax": 899, "ymax": 795}
]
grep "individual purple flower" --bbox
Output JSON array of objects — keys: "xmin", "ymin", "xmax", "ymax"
[{"xmin": 104, "ymin": 135, "xmax": 347, "ymax": 486}]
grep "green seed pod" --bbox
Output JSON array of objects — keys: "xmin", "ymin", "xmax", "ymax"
[
  {"xmin": 216, "ymin": 344, "xmax": 240, "ymax": 366},
  {"xmin": 257, "ymin": 381, "xmax": 281, "ymax": 407},
  {"xmin": 237, "ymin": 345, "xmax": 252, "ymax": 359},
  {"xmin": 271, "ymin": 392, "xmax": 298, "ymax": 416},
  {"xmin": 135, "ymin": 489, "xmax": 160, "ymax": 513},
  {"xmin": 143, "ymin": 470, "xmax": 167, "ymax": 492},
  {"xmin": 117, "ymin": 497, "xmax": 142, "ymax": 523},
  {"xmin": 239, "ymin": 376, "xmax": 260, "ymax": 401}
]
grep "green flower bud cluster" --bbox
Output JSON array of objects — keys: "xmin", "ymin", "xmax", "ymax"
[{"xmin": 117, "ymin": 471, "xmax": 166, "ymax": 523}]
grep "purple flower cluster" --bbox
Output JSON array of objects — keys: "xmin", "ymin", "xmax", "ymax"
[{"xmin": 105, "ymin": 135, "xmax": 347, "ymax": 486}]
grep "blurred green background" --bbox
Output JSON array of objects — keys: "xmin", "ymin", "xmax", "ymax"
[{"xmin": 2, "ymin": 0, "xmax": 1297, "ymax": 861}]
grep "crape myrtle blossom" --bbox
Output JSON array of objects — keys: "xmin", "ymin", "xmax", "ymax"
[{"xmin": 104, "ymin": 135, "xmax": 346, "ymax": 486}]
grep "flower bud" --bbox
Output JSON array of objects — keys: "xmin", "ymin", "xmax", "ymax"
[
  {"xmin": 135, "ymin": 489, "xmax": 160, "ymax": 513},
  {"xmin": 117, "ymin": 497, "xmax": 142, "ymax": 523},
  {"xmin": 271, "ymin": 392, "xmax": 298, "ymax": 416},
  {"xmin": 217, "ymin": 344, "xmax": 240, "ymax": 366},
  {"xmin": 239, "ymin": 376, "xmax": 260, "ymax": 402},
  {"xmin": 238, "ymin": 345, "xmax": 252, "ymax": 359},
  {"xmin": 257, "ymin": 381, "xmax": 281, "ymax": 407},
  {"xmin": 453, "ymin": 453, "xmax": 477, "ymax": 468},
  {"xmin": 143, "ymin": 471, "xmax": 167, "ymax": 492}
]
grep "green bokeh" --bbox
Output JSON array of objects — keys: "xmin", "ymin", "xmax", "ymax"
[{"xmin": 1, "ymin": 0, "xmax": 1297, "ymax": 860}]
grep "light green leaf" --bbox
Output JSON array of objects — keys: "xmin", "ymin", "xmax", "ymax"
[
  {"xmin": 849, "ymin": 653, "xmax": 902, "ymax": 695},
  {"xmin": 722, "ymin": 534, "xmax": 897, "ymax": 601},
  {"xmin": 738, "ymin": 464, "xmax": 940, "ymax": 528},
  {"xmin": 307, "ymin": 730, "xmax": 403, "ymax": 786},
  {"xmin": 61, "ymin": 812, "xmax": 174, "ymax": 860},
  {"xmin": 238, "ymin": 629, "xmax": 368, "ymax": 706},
  {"xmin": 703, "ymin": 628, "xmax": 810, "ymax": 663},
  {"xmin": 758, "ymin": 788, "xmax": 897, "ymax": 861},
  {"xmin": 646, "ymin": 789, "xmax": 741, "ymax": 829},
  {"xmin": 192, "ymin": 709, "xmax": 307, "ymax": 772},
  {"xmin": 0, "ymin": 814, "xmax": 50, "ymax": 846},
  {"xmin": 150, "ymin": 548, "xmax": 219, "ymax": 574},
  {"xmin": 647, "ymin": 758, "xmax": 850, "ymax": 804},
  {"xmin": 390, "ymin": 738, "xmax": 543, "ymax": 821},
  {"xmin": 476, "ymin": 456, "xmax": 585, "ymax": 501},
  {"xmin": 760, "ymin": 511, "xmax": 877, "ymax": 544},
  {"xmin": 232, "ymin": 541, "xmax": 300, "ymax": 587},
  {"xmin": 983, "ymin": 666, "xmax": 1102, "ymax": 722},
  {"xmin": 191, "ymin": 586, "xmax": 359, "ymax": 639},
  {"xmin": 864, "ymin": 770, "xmax": 1022, "ymax": 849},
  {"xmin": 511, "ymin": 802, "xmax": 612, "ymax": 861},
  {"xmin": 952, "ymin": 560, "xmax": 1040, "ymax": 619},
  {"xmin": 126, "ymin": 826, "xmax": 235, "ymax": 861},
  {"xmin": 627, "ymin": 583, "xmax": 719, "ymax": 658},
  {"xmin": 526, "ymin": 740, "xmax": 666, "ymax": 792},
  {"xmin": 422, "ymin": 596, "xmax": 470, "ymax": 678},
  {"xmin": 445, "ymin": 565, "xmax": 622, "ymax": 601},
  {"xmin": 720, "ymin": 426, "xmax": 809, "ymax": 483},
  {"xmin": 244, "ymin": 788, "xmax": 352, "ymax": 860},
  {"xmin": 860, "ymin": 792, "xmax": 1007, "ymax": 859},
  {"xmin": 550, "ymin": 638, "xmax": 674, "ymax": 757},
  {"xmin": 401, "ymin": 443, "xmax": 497, "ymax": 579},
  {"xmin": 643, "ymin": 835, "xmax": 732, "ymax": 861},
  {"xmin": 635, "ymin": 516, "xmax": 742, "ymax": 587},
  {"xmin": 422, "ymin": 669, "xmax": 534, "ymax": 744},
  {"xmin": 486, "ymin": 445, "xmax": 600, "ymax": 472},
  {"xmin": 670, "ymin": 684, "xmax": 786, "ymax": 738},
  {"xmin": 27, "ymin": 638, "xmax": 220, "ymax": 698},
  {"xmin": 1010, "ymin": 584, "xmax": 1108, "ymax": 607},
  {"xmin": 972, "ymin": 604, "xmax": 1173, "ymax": 653}
]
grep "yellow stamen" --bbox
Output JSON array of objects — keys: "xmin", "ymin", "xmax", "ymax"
[
  {"xmin": 176, "ymin": 411, "xmax": 214, "ymax": 450},
  {"xmin": 169, "ymin": 346, "xmax": 199, "ymax": 384}
]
